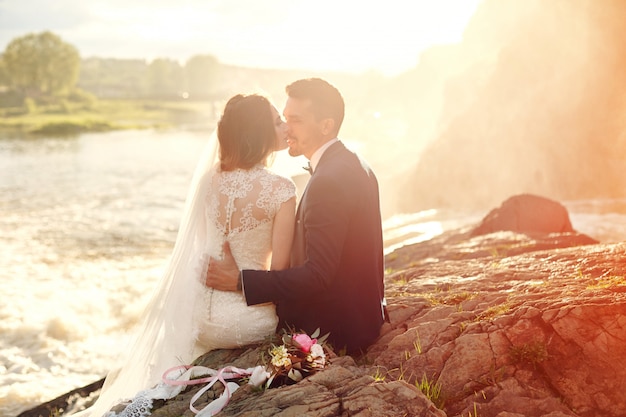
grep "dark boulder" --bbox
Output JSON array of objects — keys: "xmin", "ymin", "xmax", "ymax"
[{"xmin": 471, "ymin": 194, "xmax": 574, "ymax": 237}]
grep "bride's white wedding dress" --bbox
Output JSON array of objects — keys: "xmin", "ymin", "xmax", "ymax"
[
  {"xmin": 73, "ymin": 132, "xmax": 296, "ymax": 417},
  {"xmin": 196, "ymin": 164, "xmax": 295, "ymax": 350}
]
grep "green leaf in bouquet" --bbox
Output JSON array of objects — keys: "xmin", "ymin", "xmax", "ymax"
[{"xmin": 316, "ymin": 332, "xmax": 331, "ymax": 346}]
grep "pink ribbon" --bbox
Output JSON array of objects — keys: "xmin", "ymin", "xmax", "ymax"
[{"xmin": 162, "ymin": 365, "xmax": 253, "ymax": 416}]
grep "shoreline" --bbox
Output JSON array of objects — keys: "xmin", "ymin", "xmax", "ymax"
[{"xmin": 0, "ymin": 99, "xmax": 219, "ymax": 136}]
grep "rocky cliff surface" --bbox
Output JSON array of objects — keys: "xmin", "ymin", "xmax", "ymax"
[{"xmin": 21, "ymin": 197, "xmax": 626, "ymax": 417}]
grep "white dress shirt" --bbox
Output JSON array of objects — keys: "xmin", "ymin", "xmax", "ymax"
[{"xmin": 309, "ymin": 138, "xmax": 339, "ymax": 173}]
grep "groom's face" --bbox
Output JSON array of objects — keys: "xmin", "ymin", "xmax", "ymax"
[{"xmin": 283, "ymin": 97, "xmax": 327, "ymax": 159}]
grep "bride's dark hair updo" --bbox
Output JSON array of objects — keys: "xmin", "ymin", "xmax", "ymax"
[{"xmin": 217, "ymin": 94, "xmax": 275, "ymax": 171}]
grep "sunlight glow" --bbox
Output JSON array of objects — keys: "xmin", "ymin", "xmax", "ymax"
[
  {"xmin": 39, "ymin": 0, "xmax": 483, "ymax": 75},
  {"xmin": 220, "ymin": 0, "xmax": 484, "ymax": 75}
]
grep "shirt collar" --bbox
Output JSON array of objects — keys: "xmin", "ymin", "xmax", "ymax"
[{"xmin": 309, "ymin": 138, "xmax": 338, "ymax": 173}]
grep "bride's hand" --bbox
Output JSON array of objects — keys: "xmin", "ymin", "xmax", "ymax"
[{"xmin": 205, "ymin": 241, "xmax": 240, "ymax": 292}]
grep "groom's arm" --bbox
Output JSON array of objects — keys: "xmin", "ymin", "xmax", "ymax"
[
  {"xmin": 243, "ymin": 171, "xmax": 353, "ymax": 304},
  {"xmin": 205, "ymin": 241, "xmax": 241, "ymax": 292}
]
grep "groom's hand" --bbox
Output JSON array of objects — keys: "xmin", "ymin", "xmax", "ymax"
[{"xmin": 206, "ymin": 241, "xmax": 240, "ymax": 292}]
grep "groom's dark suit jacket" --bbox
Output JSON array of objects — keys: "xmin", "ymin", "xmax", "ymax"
[{"xmin": 242, "ymin": 141, "xmax": 386, "ymax": 353}]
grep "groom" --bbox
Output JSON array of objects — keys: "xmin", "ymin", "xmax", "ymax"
[{"xmin": 206, "ymin": 77, "xmax": 386, "ymax": 354}]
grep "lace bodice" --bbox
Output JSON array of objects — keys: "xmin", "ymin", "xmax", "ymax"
[
  {"xmin": 196, "ymin": 165, "xmax": 296, "ymax": 351},
  {"xmin": 206, "ymin": 165, "xmax": 296, "ymax": 268}
]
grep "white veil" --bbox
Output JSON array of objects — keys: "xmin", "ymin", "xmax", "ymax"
[{"xmin": 73, "ymin": 131, "xmax": 222, "ymax": 416}]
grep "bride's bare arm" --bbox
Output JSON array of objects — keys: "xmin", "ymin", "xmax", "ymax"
[{"xmin": 270, "ymin": 196, "xmax": 296, "ymax": 270}]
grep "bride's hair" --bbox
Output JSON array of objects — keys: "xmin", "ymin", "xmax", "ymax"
[{"xmin": 218, "ymin": 94, "xmax": 276, "ymax": 171}]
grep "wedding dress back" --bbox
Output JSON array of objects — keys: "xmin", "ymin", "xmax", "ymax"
[{"xmin": 195, "ymin": 164, "xmax": 295, "ymax": 351}]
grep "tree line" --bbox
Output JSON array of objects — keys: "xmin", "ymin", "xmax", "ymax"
[
  {"xmin": 79, "ymin": 54, "xmax": 220, "ymax": 100},
  {"xmin": 0, "ymin": 31, "xmax": 225, "ymax": 106}
]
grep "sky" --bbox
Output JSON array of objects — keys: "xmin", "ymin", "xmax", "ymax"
[{"xmin": 0, "ymin": 0, "xmax": 482, "ymax": 76}]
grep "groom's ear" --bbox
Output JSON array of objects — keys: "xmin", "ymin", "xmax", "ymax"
[{"xmin": 320, "ymin": 118, "xmax": 335, "ymax": 136}]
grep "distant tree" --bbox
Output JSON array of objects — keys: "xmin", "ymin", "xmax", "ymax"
[
  {"xmin": 3, "ymin": 31, "xmax": 80, "ymax": 98},
  {"xmin": 147, "ymin": 58, "xmax": 184, "ymax": 98},
  {"xmin": 184, "ymin": 55, "xmax": 220, "ymax": 98},
  {"xmin": 78, "ymin": 57, "xmax": 148, "ymax": 99}
]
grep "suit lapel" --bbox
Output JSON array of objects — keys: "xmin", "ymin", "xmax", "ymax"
[
  {"xmin": 295, "ymin": 141, "xmax": 345, "ymax": 214},
  {"xmin": 292, "ymin": 141, "xmax": 345, "ymax": 266},
  {"xmin": 314, "ymin": 141, "xmax": 344, "ymax": 172}
]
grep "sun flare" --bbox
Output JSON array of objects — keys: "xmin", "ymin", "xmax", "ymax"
[
  {"xmin": 228, "ymin": 0, "xmax": 484, "ymax": 75},
  {"xmin": 60, "ymin": 0, "xmax": 483, "ymax": 75}
]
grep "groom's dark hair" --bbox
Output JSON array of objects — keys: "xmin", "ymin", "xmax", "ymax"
[{"xmin": 286, "ymin": 78, "xmax": 344, "ymax": 135}]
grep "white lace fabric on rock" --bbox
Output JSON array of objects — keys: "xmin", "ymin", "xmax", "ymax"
[{"xmin": 72, "ymin": 131, "xmax": 295, "ymax": 417}]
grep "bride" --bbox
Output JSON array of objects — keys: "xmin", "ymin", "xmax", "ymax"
[{"xmin": 73, "ymin": 94, "xmax": 297, "ymax": 416}]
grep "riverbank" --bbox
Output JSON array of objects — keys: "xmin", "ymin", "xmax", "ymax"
[
  {"xmin": 20, "ymin": 218, "xmax": 626, "ymax": 417},
  {"xmin": 0, "ymin": 99, "xmax": 218, "ymax": 136}
]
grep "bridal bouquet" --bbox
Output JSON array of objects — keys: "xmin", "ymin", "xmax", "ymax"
[
  {"xmin": 263, "ymin": 328, "xmax": 330, "ymax": 387},
  {"xmin": 132, "ymin": 329, "xmax": 330, "ymax": 417}
]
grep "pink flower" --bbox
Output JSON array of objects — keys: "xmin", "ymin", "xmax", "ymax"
[{"xmin": 292, "ymin": 333, "xmax": 317, "ymax": 353}]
